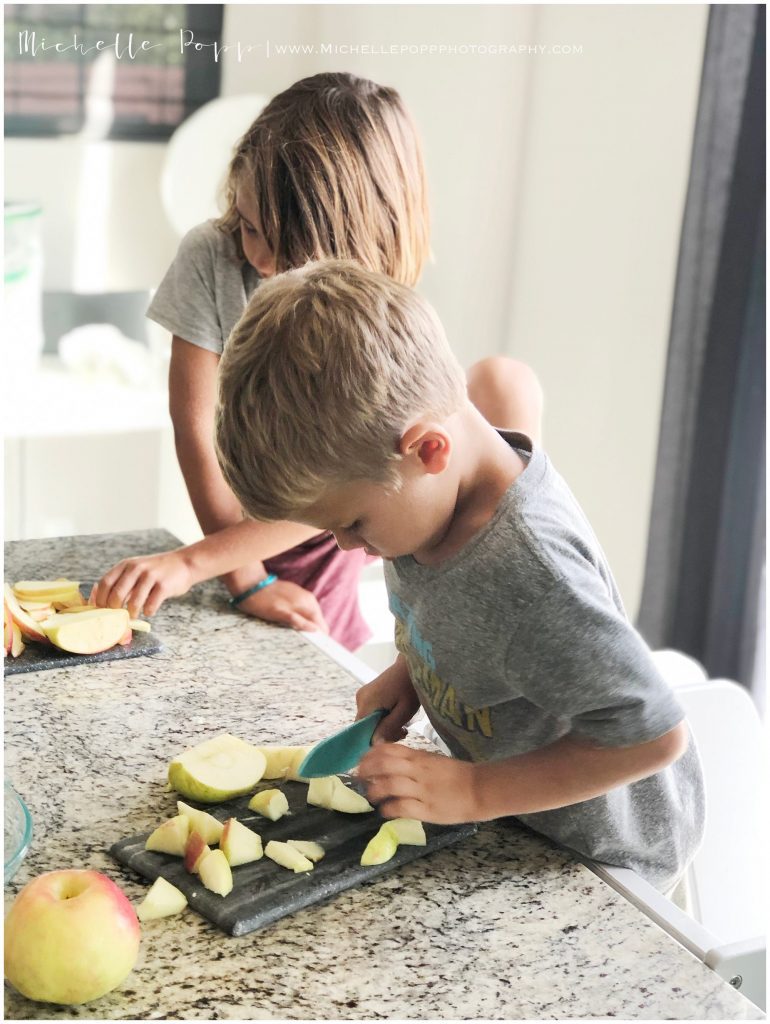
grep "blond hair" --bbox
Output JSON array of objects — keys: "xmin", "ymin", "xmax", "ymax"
[
  {"xmin": 215, "ymin": 260, "xmax": 466, "ymax": 522},
  {"xmin": 218, "ymin": 73, "xmax": 430, "ymax": 285}
]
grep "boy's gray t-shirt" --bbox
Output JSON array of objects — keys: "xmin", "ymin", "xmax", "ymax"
[
  {"xmin": 147, "ymin": 220, "xmax": 259, "ymax": 351},
  {"xmin": 384, "ymin": 432, "xmax": 705, "ymax": 891}
]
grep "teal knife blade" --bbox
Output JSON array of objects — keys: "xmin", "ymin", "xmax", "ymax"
[{"xmin": 297, "ymin": 709, "xmax": 388, "ymax": 778}]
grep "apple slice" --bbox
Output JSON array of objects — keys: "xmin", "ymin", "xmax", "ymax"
[
  {"xmin": 13, "ymin": 579, "xmax": 81, "ymax": 602},
  {"xmin": 167, "ymin": 734, "xmax": 266, "ymax": 803},
  {"xmin": 257, "ymin": 746, "xmax": 311, "ymax": 781},
  {"xmin": 4, "ymin": 584, "xmax": 49, "ymax": 643},
  {"xmin": 41, "ymin": 608, "xmax": 131, "ymax": 654},
  {"xmin": 145, "ymin": 814, "xmax": 190, "ymax": 856},
  {"xmin": 10, "ymin": 623, "xmax": 26, "ymax": 658},
  {"xmin": 361, "ymin": 825, "xmax": 399, "ymax": 866},
  {"xmin": 136, "ymin": 877, "xmax": 188, "ymax": 922},
  {"xmin": 117, "ymin": 628, "xmax": 132, "ymax": 647},
  {"xmin": 384, "ymin": 818, "xmax": 426, "ymax": 846},
  {"xmin": 3, "ymin": 601, "xmax": 12, "ymax": 654},
  {"xmin": 184, "ymin": 830, "xmax": 211, "ymax": 873},
  {"xmin": 286, "ymin": 840, "xmax": 325, "ymax": 862},
  {"xmin": 264, "ymin": 840, "xmax": 313, "ymax": 873},
  {"xmin": 176, "ymin": 801, "xmax": 224, "ymax": 844},
  {"xmin": 198, "ymin": 849, "xmax": 233, "ymax": 896},
  {"xmin": 220, "ymin": 818, "xmax": 263, "ymax": 866},
  {"xmin": 129, "ymin": 619, "xmax": 152, "ymax": 633},
  {"xmin": 329, "ymin": 777, "xmax": 374, "ymax": 814},
  {"xmin": 247, "ymin": 789, "xmax": 289, "ymax": 821},
  {"xmin": 16, "ymin": 600, "xmax": 53, "ymax": 613},
  {"xmin": 52, "ymin": 592, "xmax": 86, "ymax": 610},
  {"xmin": 307, "ymin": 776, "xmax": 336, "ymax": 809}
]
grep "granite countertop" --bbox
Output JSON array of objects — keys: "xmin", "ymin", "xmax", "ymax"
[{"xmin": 4, "ymin": 530, "xmax": 763, "ymax": 1021}]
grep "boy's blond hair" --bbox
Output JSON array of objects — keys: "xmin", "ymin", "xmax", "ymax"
[
  {"xmin": 215, "ymin": 260, "xmax": 466, "ymax": 523},
  {"xmin": 218, "ymin": 72, "xmax": 430, "ymax": 286}
]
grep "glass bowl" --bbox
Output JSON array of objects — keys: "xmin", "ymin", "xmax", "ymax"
[{"xmin": 4, "ymin": 781, "xmax": 33, "ymax": 884}]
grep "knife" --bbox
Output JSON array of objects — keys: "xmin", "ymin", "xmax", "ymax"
[{"xmin": 297, "ymin": 709, "xmax": 388, "ymax": 778}]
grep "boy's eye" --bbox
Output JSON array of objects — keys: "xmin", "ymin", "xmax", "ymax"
[
  {"xmin": 344, "ymin": 520, "xmax": 362, "ymax": 532},
  {"xmin": 240, "ymin": 218, "xmax": 258, "ymax": 236}
]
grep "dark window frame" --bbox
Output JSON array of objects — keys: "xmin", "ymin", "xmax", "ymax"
[{"xmin": 4, "ymin": 4, "xmax": 223, "ymax": 142}]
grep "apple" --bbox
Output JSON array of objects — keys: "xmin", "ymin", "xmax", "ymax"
[
  {"xmin": 220, "ymin": 818, "xmax": 263, "ymax": 866},
  {"xmin": 384, "ymin": 818, "xmax": 426, "ymax": 846},
  {"xmin": 129, "ymin": 618, "xmax": 151, "ymax": 633},
  {"xmin": 198, "ymin": 849, "xmax": 233, "ymax": 896},
  {"xmin": 52, "ymin": 592, "xmax": 86, "ymax": 610},
  {"xmin": 361, "ymin": 825, "xmax": 399, "ymax": 866},
  {"xmin": 12, "ymin": 579, "xmax": 81, "ymax": 603},
  {"xmin": 4, "ymin": 601, "xmax": 13, "ymax": 654},
  {"xmin": 247, "ymin": 788, "xmax": 289, "ymax": 821},
  {"xmin": 41, "ymin": 608, "xmax": 131, "ymax": 654},
  {"xmin": 145, "ymin": 814, "xmax": 190, "ymax": 856},
  {"xmin": 10, "ymin": 623, "xmax": 26, "ymax": 658},
  {"xmin": 258, "ymin": 746, "xmax": 311, "ymax": 781},
  {"xmin": 117, "ymin": 628, "xmax": 132, "ymax": 647},
  {"xmin": 183, "ymin": 830, "xmax": 211, "ymax": 874},
  {"xmin": 286, "ymin": 840, "xmax": 325, "ymax": 862},
  {"xmin": 176, "ymin": 801, "xmax": 224, "ymax": 844},
  {"xmin": 307, "ymin": 776, "xmax": 373, "ymax": 814},
  {"xmin": 16, "ymin": 600, "xmax": 53, "ymax": 613},
  {"xmin": 4, "ymin": 584, "xmax": 49, "ymax": 643},
  {"xmin": 4, "ymin": 869, "xmax": 140, "ymax": 1005},
  {"xmin": 136, "ymin": 877, "xmax": 187, "ymax": 922},
  {"xmin": 167, "ymin": 734, "xmax": 266, "ymax": 803},
  {"xmin": 264, "ymin": 840, "xmax": 313, "ymax": 873}
]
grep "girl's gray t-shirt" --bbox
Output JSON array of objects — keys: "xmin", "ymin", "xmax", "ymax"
[
  {"xmin": 147, "ymin": 220, "xmax": 260, "ymax": 352},
  {"xmin": 385, "ymin": 432, "xmax": 705, "ymax": 891}
]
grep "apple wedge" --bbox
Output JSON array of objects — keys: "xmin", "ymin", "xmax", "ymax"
[
  {"xmin": 41, "ymin": 608, "xmax": 130, "ymax": 654},
  {"xmin": 129, "ymin": 619, "xmax": 152, "ymax": 633},
  {"xmin": 286, "ymin": 840, "xmax": 325, "ymax": 862},
  {"xmin": 3, "ymin": 601, "xmax": 13, "ymax": 654},
  {"xmin": 176, "ymin": 801, "xmax": 224, "ymax": 844},
  {"xmin": 167, "ymin": 734, "xmax": 266, "ymax": 803},
  {"xmin": 145, "ymin": 814, "xmax": 191, "ymax": 856},
  {"xmin": 220, "ymin": 818, "xmax": 263, "ymax": 866},
  {"xmin": 247, "ymin": 789, "xmax": 289, "ymax": 821},
  {"xmin": 361, "ymin": 825, "xmax": 399, "ymax": 866},
  {"xmin": 384, "ymin": 818, "xmax": 426, "ymax": 846},
  {"xmin": 198, "ymin": 849, "xmax": 233, "ymax": 896},
  {"xmin": 136, "ymin": 877, "xmax": 188, "ymax": 922},
  {"xmin": 184, "ymin": 830, "xmax": 211, "ymax": 873},
  {"xmin": 4, "ymin": 584, "xmax": 49, "ymax": 643},
  {"xmin": 10, "ymin": 623, "xmax": 26, "ymax": 658},
  {"xmin": 264, "ymin": 840, "xmax": 313, "ymax": 873},
  {"xmin": 16, "ymin": 600, "xmax": 53, "ymax": 613},
  {"xmin": 258, "ymin": 746, "xmax": 311, "ymax": 781},
  {"xmin": 13, "ymin": 579, "xmax": 81, "ymax": 603},
  {"xmin": 308, "ymin": 776, "xmax": 373, "ymax": 814},
  {"xmin": 307, "ymin": 777, "xmax": 336, "ymax": 809}
]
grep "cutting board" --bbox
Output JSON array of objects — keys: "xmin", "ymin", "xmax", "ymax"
[
  {"xmin": 4, "ymin": 583, "xmax": 164, "ymax": 676},
  {"xmin": 111, "ymin": 778, "xmax": 477, "ymax": 936}
]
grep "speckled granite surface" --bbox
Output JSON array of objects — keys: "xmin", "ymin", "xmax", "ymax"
[{"xmin": 4, "ymin": 531, "xmax": 763, "ymax": 1020}]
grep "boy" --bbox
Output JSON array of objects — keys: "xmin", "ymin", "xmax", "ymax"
[{"xmin": 215, "ymin": 260, "xmax": 704, "ymax": 893}]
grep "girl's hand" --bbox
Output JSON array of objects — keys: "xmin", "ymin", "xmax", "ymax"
[
  {"xmin": 355, "ymin": 657, "xmax": 421, "ymax": 744},
  {"xmin": 357, "ymin": 745, "xmax": 479, "ymax": 824},
  {"xmin": 236, "ymin": 579, "xmax": 329, "ymax": 634},
  {"xmin": 92, "ymin": 551, "xmax": 195, "ymax": 618}
]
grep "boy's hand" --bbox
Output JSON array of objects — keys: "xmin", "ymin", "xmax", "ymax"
[
  {"xmin": 92, "ymin": 551, "xmax": 195, "ymax": 618},
  {"xmin": 355, "ymin": 656, "xmax": 420, "ymax": 744},
  {"xmin": 357, "ymin": 745, "xmax": 479, "ymax": 824},
  {"xmin": 236, "ymin": 579, "xmax": 329, "ymax": 634}
]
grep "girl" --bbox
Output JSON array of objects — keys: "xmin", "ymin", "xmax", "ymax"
[{"xmin": 93, "ymin": 73, "xmax": 542, "ymax": 650}]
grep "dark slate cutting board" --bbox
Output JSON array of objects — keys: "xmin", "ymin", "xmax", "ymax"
[
  {"xmin": 4, "ymin": 582, "xmax": 164, "ymax": 675},
  {"xmin": 111, "ymin": 778, "xmax": 478, "ymax": 936}
]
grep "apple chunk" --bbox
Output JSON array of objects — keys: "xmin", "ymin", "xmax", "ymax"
[
  {"xmin": 176, "ymin": 801, "xmax": 224, "ymax": 844},
  {"xmin": 264, "ymin": 840, "xmax": 313, "ymax": 873},
  {"xmin": 286, "ymin": 840, "xmax": 325, "ymax": 863},
  {"xmin": 4, "ymin": 583, "xmax": 48, "ymax": 643},
  {"xmin": 220, "ymin": 818, "xmax": 263, "ymax": 866},
  {"xmin": 384, "ymin": 818, "xmax": 426, "ymax": 846},
  {"xmin": 361, "ymin": 825, "xmax": 399, "ymax": 866},
  {"xmin": 167, "ymin": 734, "xmax": 266, "ymax": 803},
  {"xmin": 145, "ymin": 814, "xmax": 190, "ymax": 856},
  {"xmin": 258, "ymin": 746, "xmax": 311, "ymax": 781},
  {"xmin": 308, "ymin": 776, "xmax": 373, "ymax": 814},
  {"xmin": 10, "ymin": 623, "xmax": 26, "ymax": 658},
  {"xmin": 248, "ymin": 789, "xmax": 289, "ymax": 821},
  {"xmin": 41, "ymin": 608, "xmax": 130, "ymax": 654},
  {"xmin": 184, "ymin": 830, "xmax": 210, "ymax": 874},
  {"xmin": 136, "ymin": 877, "xmax": 187, "ymax": 921},
  {"xmin": 198, "ymin": 849, "xmax": 233, "ymax": 896}
]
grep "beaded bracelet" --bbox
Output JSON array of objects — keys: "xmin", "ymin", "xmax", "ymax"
[{"xmin": 228, "ymin": 574, "xmax": 278, "ymax": 608}]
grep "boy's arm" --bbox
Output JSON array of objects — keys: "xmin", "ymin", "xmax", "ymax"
[{"xmin": 357, "ymin": 722, "xmax": 689, "ymax": 825}]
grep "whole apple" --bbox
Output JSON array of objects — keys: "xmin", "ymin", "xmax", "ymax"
[{"xmin": 4, "ymin": 869, "xmax": 140, "ymax": 1005}]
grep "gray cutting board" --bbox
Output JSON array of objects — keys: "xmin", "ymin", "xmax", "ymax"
[
  {"xmin": 4, "ymin": 583, "xmax": 164, "ymax": 675},
  {"xmin": 111, "ymin": 778, "xmax": 478, "ymax": 936}
]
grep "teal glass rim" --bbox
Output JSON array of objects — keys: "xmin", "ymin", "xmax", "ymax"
[{"xmin": 4, "ymin": 780, "xmax": 33, "ymax": 884}]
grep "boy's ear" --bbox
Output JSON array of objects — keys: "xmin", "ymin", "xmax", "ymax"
[{"xmin": 399, "ymin": 423, "xmax": 451, "ymax": 475}]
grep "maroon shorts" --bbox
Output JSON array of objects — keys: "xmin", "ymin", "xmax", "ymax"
[{"xmin": 264, "ymin": 533, "xmax": 372, "ymax": 651}]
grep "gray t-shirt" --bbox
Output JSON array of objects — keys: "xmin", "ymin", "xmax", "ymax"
[
  {"xmin": 147, "ymin": 220, "xmax": 259, "ymax": 351},
  {"xmin": 384, "ymin": 431, "xmax": 705, "ymax": 891}
]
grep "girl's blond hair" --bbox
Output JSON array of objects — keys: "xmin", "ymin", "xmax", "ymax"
[
  {"xmin": 217, "ymin": 72, "xmax": 430, "ymax": 286},
  {"xmin": 215, "ymin": 260, "xmax": 466, "ymax": 523}
]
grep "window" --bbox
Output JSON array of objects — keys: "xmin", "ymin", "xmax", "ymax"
[{"xmin": 4, "ymin": 4, "xmax": 223, "ymax": 141}]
